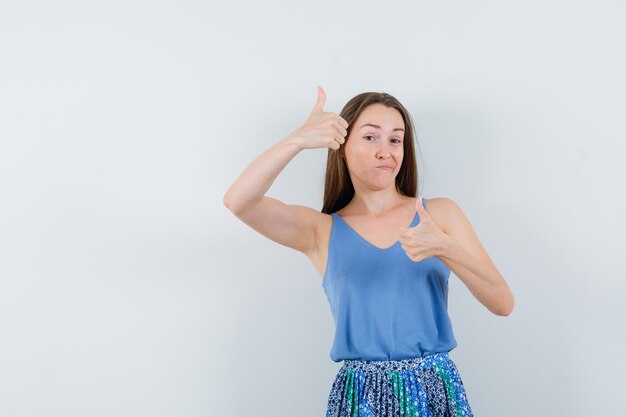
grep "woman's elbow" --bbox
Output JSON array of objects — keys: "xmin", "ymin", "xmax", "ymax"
[
  {"xmin": 223, "ymin": 189, "xmax": 242, "ymax": 214},
  {"xmin": 493, "ymin": 294, "xmax": 515, "ymax": 317}
]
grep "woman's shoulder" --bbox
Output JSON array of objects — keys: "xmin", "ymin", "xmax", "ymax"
[
  {"xmin": 423, "ymin": 196, "xmax": 456, "ymax": 208},
  {"xmin": 421, "ymin": 196, "xmax": 461, "ymax": 234}
]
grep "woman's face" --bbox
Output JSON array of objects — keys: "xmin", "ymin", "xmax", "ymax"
[{"xmin": 343, "ymin": 104, "xmax": 405, "ymax": 191}]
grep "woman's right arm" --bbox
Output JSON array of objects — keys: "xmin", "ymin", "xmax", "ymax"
[{"xmin": 222, "ymin": 86, "xmax": 348, "ymax": 255}]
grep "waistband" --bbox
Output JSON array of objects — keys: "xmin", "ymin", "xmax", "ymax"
[{"xmin": 341, "ymin": 351, "xmax": 452, "ymax": 373}]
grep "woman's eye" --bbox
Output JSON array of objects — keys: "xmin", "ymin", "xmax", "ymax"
[{"xmin": 364, "ymin": 135, "xmax": 401, "ymax": 143}]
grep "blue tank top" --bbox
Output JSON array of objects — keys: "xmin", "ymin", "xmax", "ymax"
[{"xmin": 321, "ymin": 198, "xmax": 458, "ymax": 362}]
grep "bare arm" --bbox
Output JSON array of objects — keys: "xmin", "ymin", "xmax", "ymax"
[
  {"xmin": 437, "ymin": 198, "xmax": 515, "ymax": 316},
  {"xmin": 222, "ymin": 86, "xmax": 348, "ymax": 254},
  {"xmin": 222, "ymin": 136, "xmax": 320, "ymax": 254},
  {"xmin": 399, "ymin": 197, "xmax": 514, "ymax": 316},
  {"xmin": 222, "ymin": 135, "xmax": 303, "ymax": 215}
]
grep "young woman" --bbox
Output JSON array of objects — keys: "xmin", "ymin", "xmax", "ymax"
[{"xmin": 223, "ymin": 86, "xmax": 514, "ymax": 417}]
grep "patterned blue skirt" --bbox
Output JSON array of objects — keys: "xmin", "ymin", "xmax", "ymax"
[{"xmin": 325, "ymin": 351, "xmax": 473, "ymax": 417}]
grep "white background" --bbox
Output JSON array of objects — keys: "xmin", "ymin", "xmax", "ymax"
[{"xmin": 1, "ymin": 1, "xmax": 624, "ymax": 416}]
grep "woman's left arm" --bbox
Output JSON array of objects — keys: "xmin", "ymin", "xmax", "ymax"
[{"xmin": 434, "ymin": 198, "xmax": 515, "ymax": 316}]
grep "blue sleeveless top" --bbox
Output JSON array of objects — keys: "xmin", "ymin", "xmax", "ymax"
[{"xmin": 321, "ymin": 198, "xmax": 458, "ymax": 362}]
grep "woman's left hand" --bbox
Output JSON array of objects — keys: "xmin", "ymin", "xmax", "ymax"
[{"xmin": 399, "ymin": 196, "xmax": 451, "ymax": 262}]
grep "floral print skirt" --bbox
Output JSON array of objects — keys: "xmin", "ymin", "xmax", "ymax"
[{"xmin": 325, "ymin": 351, "xmax": 473, "ymax": 417}]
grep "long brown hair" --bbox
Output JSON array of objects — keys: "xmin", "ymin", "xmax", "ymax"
[{"xmin": 322, "ymin": 92, "xmax": 421, "ymax": 214}]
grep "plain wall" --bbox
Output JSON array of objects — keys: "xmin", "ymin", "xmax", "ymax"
[{"xmin": 1, "ymin": 0, "xmax": 624, "ymax": 416}]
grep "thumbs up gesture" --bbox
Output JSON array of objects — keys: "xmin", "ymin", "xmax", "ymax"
[
  {"xmin": 288, "ymin": 86, "xmax": 350, "ymax": 150},
  {"xmin": 399, "ymin": 196, "xmax": 450, "ymax": 262}
]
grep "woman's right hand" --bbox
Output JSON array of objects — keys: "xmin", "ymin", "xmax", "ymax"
[{"xmin": 288, "ymin": 86, "xmax": 349, "ymax": 150}]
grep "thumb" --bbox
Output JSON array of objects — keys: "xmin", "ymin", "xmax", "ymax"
[
  {"xmin": 416, "ymin": 195, "xmax": 427, "ymax": 218},
  {"xmin": 310, "ymin": 85, "xmax": 326, "ymax": 115}
]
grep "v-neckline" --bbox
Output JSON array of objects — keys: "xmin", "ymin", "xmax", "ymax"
[{"xmin": 334, "ymin": 210, "xmax": 420, "ymax": 251}]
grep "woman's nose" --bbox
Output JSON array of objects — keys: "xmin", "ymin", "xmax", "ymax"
[{"xmin": 377, "ymin": 148, "xmax": 390, "ymax": 159}]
